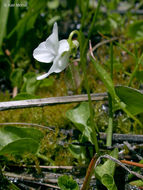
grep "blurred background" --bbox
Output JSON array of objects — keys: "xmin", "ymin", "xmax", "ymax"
[{"xmin": 1, "ymin": 0, "xmax": 143, "ymax": 101}]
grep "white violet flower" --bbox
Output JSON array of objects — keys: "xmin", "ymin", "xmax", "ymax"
[{"xmin": 33, "ymin": 22, "xmax": 70, "ymax": 80}]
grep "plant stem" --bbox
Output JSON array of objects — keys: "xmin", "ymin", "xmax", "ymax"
[
  {"xmin": 77, "ymin": 0, "xmax": 103, "ymax": 154},
  {"xmin": 37, "ymin": 153, "xmax": 53, "ymax": 164},
  {"xmin": 128, "ymin": 52, "xmax": 143, "ymax": 87},
  {"xmin": 88, "ymin": 0, "xmax": 102, "ymax": 38},
  {"xmin": 81, "ymin": 154, "xmax": 97, "ymax": 190},
  {"xmin": 106, "ymin": 42, "xmax": 113, "ymax": 147},
  {"xmin": 80, "ymin": 38, "xmax": 99, "ymax": 154}
]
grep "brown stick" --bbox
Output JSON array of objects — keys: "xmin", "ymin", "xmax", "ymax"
[
  {"xmin": 81, "ymin": 154, "xmax": 97, "ymax": 190},
  {"xmin": 120, "ymin": 160, "xmax": 143, "ymax": 168}
]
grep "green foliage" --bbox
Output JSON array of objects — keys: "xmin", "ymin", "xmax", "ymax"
[
  {"xmin": 136, "ymin": 71, "xmax": 143, "ymax": 82},
  {"xmin": 95, "ymin": 148, "xmax": 118, "ymax": 190},
  {"xmin": 21, "ymin": 72, "xmax": 40, "ymax": 94},
  {"xmin": 66, "ymin": 102, "xmax": 95, "ymax": 145},
  {"xmin": 10, "ymin": 68, "xmax": 23, "ymax": 88},
  {"xmin": 13, "ymin": 92, "xmax": 40, "ymax": 100},
  {"xmin": 58, "ymin": 175, "xmax": 79, "ymax": 190},
  {"xmin": 0, "ymin": 126, "xmax": 43, "ymax": 156},
  {"xmin": 0, "ymin": 138, "xmax": 39, "ymax": 155},
  {"xmin": 68, "ymin": 144, "xmax": 86, "ymax": 160},
  {"xmin": 39, "ymin": 77, "xmax": 55, "ymax": 88},
  {"xmin": 129, "ymin": 180, "xmax": 143, "ymax": 187},
  {"xmin": 115, "ymin": 86, "xmax": 143, "ymax": 115},
  {"xmin": 91, "ymin": 57, "xmax": 116, "ymax": 99},
  {"xmin": 47, "ymin": 0, "xmax": 60, "ymax": 9},
  {"xmin": 8, "ymin": 0, "xmax": 47, "ymax": 46},
  {"xmin": 0, "ymin": 0, "xmax": 10, "ymax": 49},
  {"xmin": 127, "ymin": 20, "xmax": 143, "ymax": 41},
  {"xmin": 91, "ymin": 55, "xmax": 142, "ymax": 126}
]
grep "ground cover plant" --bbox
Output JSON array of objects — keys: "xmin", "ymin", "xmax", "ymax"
[{"xmin": 0, "ymin": 0, "xmax": 143, "ymax": 189}]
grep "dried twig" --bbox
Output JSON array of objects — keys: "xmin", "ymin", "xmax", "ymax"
[
  {"xmin": 121, "ymin": 160, "xmax": 143, "ymax": 168},
  {"xmin": 0, "ymin": 122, "xmax": 53, "ymax": 130},
  {"xmin": 7, "ymin": 164, "xmax": 81, "ymax": 170},
  {"xmin": 81, "ymin": 154, "xmax": 97, "ymax": 190},
  {"xmin": 0, "ymin": 93, "xmax": 107, "ymax": 111}
]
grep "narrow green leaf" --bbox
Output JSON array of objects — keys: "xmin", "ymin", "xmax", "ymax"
[
  {"xmin": 130, "ymin": 180, "xmax": 143, "ymax": 187},
  {"xmin": 0, "ymin": 0, "xmax": 10, "ymax": 48},
  {"xmin": 91, "ymin": 57, "xmax": 116, "ymax": 99}
]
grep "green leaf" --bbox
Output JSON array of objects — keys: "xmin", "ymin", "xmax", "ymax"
[
  {"xmin": 0, "ymin": 0, "xmax": 10, "ymax": 49},
  {"xmin": 47, "ymin": 0, "xmax": 59, "ymax": 9},
  {"xmin": 13, "ymin": 93, "xmax": 40, "ymax": 100},
  {"xmin": 101, "ymin": 174, "xmax": 117, "ymax": 190},
  {"xmin": 66, "ymin": 102, "xmax": 95, "ymax": 144},
  {"xmin": 68, "ymin": 144, "xmax": 86, "ymax": 160},
  {"xmin": 58, "ymin": 175, "xmax": 79, "ymax": 190},
  {"xmin": 127, "ymin": 20, "xmax": 143, "ymax": 41},
  {"xmin": 0, "ymin": 126, "xmax": 43, "ymax": 156},
  {"xmin": 39, "ymin": 77, "xmax": 55, "ymax": 88},
  {"xmin": 95, "ymin": 148, "xmax": 118, "ymax": 190},
  {"xmin": 10, "ymin": 68, "xmax": 23, "ymax": 88},
  {"xmin": 129, "ymin": 180, "xmax": 143, "ymax": 187},
  {"xmin": 7, "ymin": 0, "xmax": 47, "ymax": 46},
  {"xmin": 0, "ymin": 138, "xmax": 39, "ymax": 155},
  {"xmin": 66, "ymin": 102, "xmax": 90, "ymax": 132},
  {"xmin": 91, "ymin": 57, "xmax": 116, "ymax": 99},
  {"xmin": 21, "ymin": 72, "xmax": 40, "ymax": 94},
  {"xmin": 136, "ymin": 71, "xmax": 143, "ymax": 82},
  {"xmin": 115, "ymin": 86, "xmax": 143, "ymax": 115},
  {"xmin": 0, "ymin": 126, "xmax": 43, "ymax": 147}
]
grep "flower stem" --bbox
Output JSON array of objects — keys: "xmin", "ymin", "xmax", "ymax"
[
  {"xmin": 79, "ymin": 35, "xmax": 99, "ymax": 154},
  {"xmin": 128, "ymin": 51, "xmax": 143, "ymax": 87},
  {"xmin": 106, "ymin": 42, "xmax": 114, "ymax": 147}
]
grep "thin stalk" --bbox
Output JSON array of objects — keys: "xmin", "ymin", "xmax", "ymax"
[
  {"xmin": 80, "ymin": 39, "xmax": 99, "ymax": 154},
  {"xmin": 88, "ymin": 0, "xmax": 102, "ymax": 38},
  {"xmin": 106, "ymin": 42, "xmax": 114, "ymax": 147},
  {"xmin": 80, "ymin": 0, "xmax": 89, "ymax": 30},
  {"xmin": 106, "ymin": 93, "xmax": 113, "ymax": 146},
  {"xmin": 37, "ymin": 153, "xmax": 53, "ymax": 164},
  {"xmin": 77, "ymin": 0, "xmax": 102, "ymax": 154},
  {"xmin": 128, "ymin": 52, "xmax": 143, "ymax": 87},
  {"xmin": 81, "ymin": 154, "xmax": 97, "ymax": 190}
]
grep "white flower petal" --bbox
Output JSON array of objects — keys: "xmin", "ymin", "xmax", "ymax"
[
  {"xmin": 58, "ymin": 40, "xmax": 70, "ymax": 55},
  {"xmin": 38, "ymin": 52, "xmax": 70, "ymax": 79},
  {"xmin": 45, "ymin": 22, "xmax": 59, "ymax": 55},
  {"xmin": 37, "ymin": 72, "xmax": 50, "ymax": 80},
  {"xmin": 53, "ymin": 52, "xmax": 70, "ymax": 73},
  {"xmin": 33, "ymin": 42, "xmax": 54, "ymax": 63}
]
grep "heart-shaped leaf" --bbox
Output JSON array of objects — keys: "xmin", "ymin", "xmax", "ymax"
[
  {"xmin": 0, "ymin": 126, "xmax": 43, "ymax": 156},
  {"xmin": 0, "ymin": 138, "xmax": 39, "ymax": 155},
  {"xmin": 66, "ymin": 102, "xmax": 95, "ymax": 144},
  {"xmin": 115, "ymin": 86, "xmax": 143, "ymax": 115}
]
